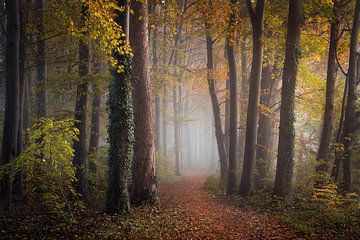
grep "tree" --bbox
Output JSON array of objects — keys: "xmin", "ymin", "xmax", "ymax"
[
  {"xmin": 106, "ymin": 0, "xmax": 133, "ymax": 214},
  {"xmin": 205, "ymin": 22, "xmax": 228, "ymax": 184},
  {"xmin": 316, "ymin": 0, "xmax": 343, "ymax": 176},
  {"xmin": 0, "ymin": 0, "xmax": 20, "ymax": 211},
  {"xmin": 130, "ymin": 0, "xmax": 157, "ymax": 205},
  {"xmin": 73, "ymin": 3, "xmax": 90, "ymax": 197},
  {"xmin": 89, "ymin": 61, "xmax": 103, "ymax": 155},
  {"xmin": 35, "ymin": 0, "xmax": 47, "ymax": 117},
  {"xmin": 273, "ymin": 0, "xmax": 303, "ymax": 198},
  {"xmin": 239, "ymin": 0, "xmax": 266, "ymax": 197},
  {"xmin": 226, "ymin": 0, "xmax": 238, "ymax": 195},
  {"xmin": 341, "ymin": 0, "xmax": 360, "ymax": 192},
  {"xmin": 255, "ymin": 65, "xmax": 273, "ymax": 189}
]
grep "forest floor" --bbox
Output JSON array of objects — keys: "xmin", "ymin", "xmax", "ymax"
[{"xmin": 1, "ymin": 171, "xmax": 306, "ymax": 239}]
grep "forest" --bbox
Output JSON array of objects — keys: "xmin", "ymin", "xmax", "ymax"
[{"xmin": 0, "ymin": 0, "xmax": 360, "ymax": 239}]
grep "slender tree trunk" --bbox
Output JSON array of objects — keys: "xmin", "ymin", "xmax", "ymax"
[
  {"xmin": 225, "ymin": 79, "xmax": 230, "ymax": 155},
  {"xmin": 14, "ymin": 0, "xmax": 29, "ymax": 197},
  {"xmin": 316, "ymin": 1, "xmax": 341, "ymax": 175},
  {"xmin": 35, "ymin": 0, "xmax": 47, "ymax": 117},
  {"xmin": 152, "ymin": 4, "xmax": 161, "ymax": 153},
  {"xmin": 89, "ymin": 61, "xmax": 102, "ymax": 154},
  {"xmin": 255, "ymin": 65, "xmax": 273, "ymax": 189},
  {"xmin": 173, "ymin": 84, "xmax": 181, "ymax": 176},
  {"xmin": 130, "ymin": 0, "xmax": 157, "ymax": 205},
  {"xmin": 205, "ymin": 24, "xmax": 228, "ymax": 184},
  {"xmin": 106, "ymin": 0, "xmax": 132, "ymax": 214},
  {"xmin": 341, "ymin": 0, "xmax": 360, "ymax": 192},
  {"xmin": 331, "ymin": 77, "xmax": 347, "ymax": 181},
  {"xmin": 239, "ymin": 0, "xmax": 266, "ymax": 197},
  {"xmin": 273, "ymin": 0, "xmax": 302, "ymax": 198},
  {"xmin": 226, "ymin": 0, "xmax": 238, "ymax": 194},
  {"xmin": 0, "ymin": 0, "xmax": 20, "ymax": 212},
  {"xmin": 238, "ymin": 37, "xmax": 247, "ymax": 159},
  {"xmin": 73, "ymin": 3, "xmax": 90, "ymax": 197},
  {"xmin": 162, "ymin": 83, "xmax": 168, "ymax": 161}
]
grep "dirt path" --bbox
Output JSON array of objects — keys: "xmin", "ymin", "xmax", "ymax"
[{"xmin": 158, "ymin": 172, "xmax": 304, "ymax": 240}]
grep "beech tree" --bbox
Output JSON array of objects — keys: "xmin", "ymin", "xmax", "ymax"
[
  {"xmin": 273, "ymin": 0, "xmax": 303, "ymax": 198},
  {"xmin": 130, "ymin": 0, "xmax": 157, "ymax": 205},
  {"xmin": 0, "ymin": 0, "xmax": 20, "ymax": 211},
  {"xmin": 239, "ymin": 0, "xmax": 266, "ymax": 197},
  {"xmin": 106, "ymin": 0, "xmax": 133, "ymax": 214}
]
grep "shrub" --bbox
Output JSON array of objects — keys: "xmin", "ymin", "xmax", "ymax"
[{"xmin": 0, "ymin": 118, "xmax": 82, "ymax": 213}]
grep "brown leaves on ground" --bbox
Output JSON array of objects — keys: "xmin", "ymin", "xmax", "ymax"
[
  {"xmin": 0, "ymin": 172, "xmax": 305, "ymax": 239},
  {"xmin": 159, "ymin": 171, "xmax": 305, "ymax": 240}
]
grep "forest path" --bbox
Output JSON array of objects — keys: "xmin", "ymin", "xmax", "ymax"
[{"xmin": 158, "ymin": 172, "xmax": 304, "ymax": 240}]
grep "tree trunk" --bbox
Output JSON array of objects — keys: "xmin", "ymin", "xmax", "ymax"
[
  {"xmin": 89, "ymin": 62, "xmax": 102, "ymax": 154},
  {"xmin": 226, "ymin": 0, "xmax": 238, "ymax": 194},
  {"xmin": 205, "ymin": 25, "xmax": 228, "ymax": 184},
  {"xmin": 273, "ymin": 0, "xmax": 302, "ymax": 198},
  {"xmin": 341, "ymin": 0, "xmax": 360, "ymax": 192},
  {"xmin": 106, "ymin": 0, "xmax": 132, "ymax": 214},
  {"xmin": 14, "ymin": 0, "xmax": 29, "ymax": 197},
  {"xmin": 73, "ymin": 3, "xmax": 90, "ymax": 197},
  {"xmin": 0, "ymin": 0, "xmax": 20, "ymax": 212},
  {"xmin": 255, "ymin": 65, "xmax": 273, "ymax": 189},
  {"xmin": 130, "ymin": 0, "xmax": 157, "ymax": 205},
  {"xmin": 173, "ymin": 85, "xmax": 181, "ymax": 176},
  {"xmin": 316, "ymin": 1, "xmax": 341, "ymax": 175},
  {"xmin": 35, "ymin": 0, "xmax": 47, "ymax": 117},
  {"xmin": 238, "ymin": 37, "xmax": 247, "ymax": 160},
  {"xmin": 162, "ymin": 83, "xmax": 168, "ymax": 161},
  {"xmin": 225, "ymin": 79, "xmax": 230, "ymax": 155},
  {"xmin": 239, "ymin": 0, "xmax": 266, "ymax": 197}
]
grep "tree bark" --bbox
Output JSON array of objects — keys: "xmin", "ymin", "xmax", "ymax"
[
  {"xmin": 273, "ymin": 0, "xmax": 302, "ymax": 198},
  {"xmin": 89, "ymin": 62, "xmax": 102, "ymax": 154},
  {"xmin": 130, "ymin": 0, "xmax": 157, "ymax": 205},
  {"xmin": 226, "ymin": 0, "xmax": 238, "ymax": 195},
  {"xmin": 341, "ymin": 0, "xmax": 360, "ymax": 192},
  {"xmin": 239, "ymin": 0, "xmax": 266, "ymax": 197},
  {"xmin": 316, "ymin": 0, "xmax": 341, "ymax": 175},
  {"xmin": 255, "ymin": 65, "xmax": 273, "ymax": 189},
  {"xmin": 205, "ymin": 24, "xmax": 228, "ymax": 184},
  {"xmin": 106, "ymin": 0, "xmax": 132, "ymax": 214},
  {"xmin": 73, "ymin": 3, "xmax": 90, "ymax": 197},
  {"xmin": 35, "ymin": 0, "xmax": 47, "ymax": 118},
  {"xmin": 0, "ymin": 0, "xmax": 20, "ymax": 211}
]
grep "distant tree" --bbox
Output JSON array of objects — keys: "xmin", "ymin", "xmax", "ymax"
[
  {"xmin": 0, "ymin": 0, "xmax": 20, "ymax": 211},
  {"xmin": 239, "ymin": 0, "xmax": 266, "ymax": 197},
  {"xmin": 130, "ymin": 0, "xmax": 157, "ymax": 205},
  {"xmin": 273, "ymin": 0, "xmax": 303, "ymax": 198}
]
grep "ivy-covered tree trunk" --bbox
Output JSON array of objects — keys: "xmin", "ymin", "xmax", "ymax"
[
  {"xmin": 73, "ymin": 3, "xmax": 90, "ymax": 197},
  {"xmin": 205, "ymin": 24, "xmax": 228, "ymax": 184},
  {"xmin": 341, "ymin": 0, "xmax": 360, "ymax": 192},
  {"xmin": 130, "ymin": 0, "xmax": 157, "ymax": 205},
  {"xmin": 35, "ymin": 0, "xmax": 47, "ymax": 118},
  {"xmin": 106, "ymin": 0, "xmax": 133, "ymax": 214},
  {"xmin": 239, "ymin": 0, "xmax": 266, "ymax": 197},
  {"xmin": 255, "ymin": 65, "xmax": 273, "ymax": 189},
  {"xmin": 226, "ymin": 0, "xmax": 238, "ymax": 195},
  {"xmin": 273, "ymin": 0, "xmax": 302, "ymax": 198},
  {"xmin": 316, "ymin": 0, "xmax": 341, "ymax": 175},
  {"xmin": 0, "ymin": 0, "xmax": 20, "ymax": 211}
]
